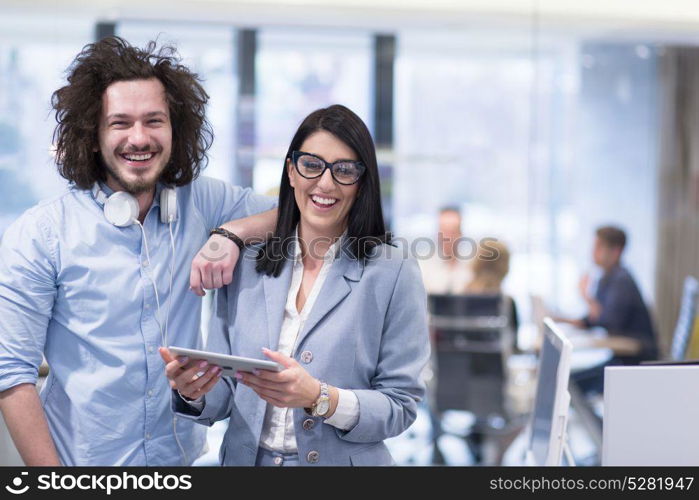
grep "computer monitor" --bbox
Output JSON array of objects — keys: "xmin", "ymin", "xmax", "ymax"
[
  {"xmin": 603, "ymin": 365, "xmax": 699, "ymax": 465},
  {"xmin": 670, "ymin": 276, "xmax": 699, "ymax": 361},
  {"xmin": 525, "ymin": 317, "xmax": 573, "ymax": 466}
]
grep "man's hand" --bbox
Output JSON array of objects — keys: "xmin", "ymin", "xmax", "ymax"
[
  {"xmin": 578, "ymin": 273, "xmax": 591, "ymax": 301},
  {"xmin": 189, "ymin": 234, "xmax": 240, "ymax": 296}
]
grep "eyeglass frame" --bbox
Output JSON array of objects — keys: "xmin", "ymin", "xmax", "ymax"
[{"xmin": 289, "ymin": 150, "xmax": 366, "ymax": 185}]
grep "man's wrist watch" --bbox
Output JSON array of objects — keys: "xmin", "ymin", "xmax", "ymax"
[{"xmin": 308, "ymin": 381, "xmax": 330, "ymax": 417}]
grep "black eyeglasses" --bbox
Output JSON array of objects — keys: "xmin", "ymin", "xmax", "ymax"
[{"xmin": 290, "ymin": 151, "xmax": 366, "ymax": 185}]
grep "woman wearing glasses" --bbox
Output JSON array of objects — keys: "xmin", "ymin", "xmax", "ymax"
[{"xmin": 163, "ymin": 105, "xmax": 430, "ymax": 466}]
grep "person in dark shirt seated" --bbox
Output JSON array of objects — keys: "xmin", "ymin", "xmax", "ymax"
[{"xmin": 559, "ymin": 226, "xmax": 658, "ymax": 393}]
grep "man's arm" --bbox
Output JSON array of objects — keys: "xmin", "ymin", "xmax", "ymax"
[
  {"xmin": 0, "ymin": 210, "xmax": 59, "ymax": 465},
  {"xmin": 0, "ymin": 384, "xmax": 61, "ymax": 465},
  {"xmin": 190, "ymin": 208, "xmax": 277, "ymax": 296},
  {"xmin": 220, "ymin": 208, "xmax": 277, "ymax": 244}
]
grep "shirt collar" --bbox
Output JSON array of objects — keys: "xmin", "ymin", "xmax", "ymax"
[{"xmin": 291, "ymin": 226, "xmax": 346, "ymax": 264}]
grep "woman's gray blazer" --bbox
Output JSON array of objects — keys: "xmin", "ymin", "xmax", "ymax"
[{"xmin": 173, "ymin": 240, "xmax": 430, "ymax": 466}]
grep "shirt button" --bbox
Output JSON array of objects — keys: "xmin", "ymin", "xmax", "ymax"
[
  {"xmin": 302, "ymin": 419, "xmax": 315, "ymax": 431},
  {"xmin": 145, "ymin": 433, "xmax": 151, "ymax": 440},
  {"xmin": 300, "ymin": 350, "xmax": 313, "ymax": 364},
  {"xmin": 306, "ymin": 450, "xmax": 320, "ymax": 463},
  {"xmin": 142, "ymin": 260, "xmax": 149, "ymax": 267},
  {"xmin": 144, "ymin": 304, "xmax": 150, "ymax": 310},
  {"xmin": 273, "ymin": 456, "xmax": 283, "ymax": 466},
  {"xmin": 148, "ymin": 346, "xmax": 155, "ymax": 353},
  {"xmin": 147, "ymin": 390, "xmax": 154, "ymax": 397}
]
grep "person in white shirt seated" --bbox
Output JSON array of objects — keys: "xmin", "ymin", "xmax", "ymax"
[
  {"xmin": 419, "ymin": 206, "xmax": 473, "ymax": 295},
  {"xmin": 161, "ymin": 104, "xmax": 430, "ymax": 466}
]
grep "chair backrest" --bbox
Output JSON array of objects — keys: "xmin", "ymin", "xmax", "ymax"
[
  {"xmin": 428, "ymin": 293, "xmax": 514, "ymax": 420},
  {"xmin": 670, "ymin": 276, "xmax": 699, "ymax": 361}
]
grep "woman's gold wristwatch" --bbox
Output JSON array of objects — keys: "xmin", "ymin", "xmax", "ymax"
[{"xmin": 306, "ymin": 381, "xmax": 330, "ymax": 417}]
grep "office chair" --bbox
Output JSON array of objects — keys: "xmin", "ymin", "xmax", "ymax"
[{"xmin": 428, "ymin": 293, "xmax": 521, "ymax": 464}]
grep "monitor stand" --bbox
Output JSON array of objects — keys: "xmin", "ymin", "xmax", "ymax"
[{"xmin": 562, "ymin": 437, "xmax": 576, "ymax": 466}]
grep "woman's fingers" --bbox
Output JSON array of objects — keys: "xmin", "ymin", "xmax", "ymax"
[
  {"xmin": 248, "ymin": 368, "xmax": 287, "ymax": 382},
  {"xmin": 261, "ymin": 348, "xmax": 296, "ymax": 369},
  {"xmin": 194, "ymin": 370, "xmax": 223, "ymax": 395},
  {"xmin": 174, "ymin": 360, "xmax": 212, "ymax": 388},
  {"xmin": 249, "ymin": 388, "xmax": 286, "ymax": 408},
  {"xmin": 164, "ymin": 355, "xmax": 191, "ymax": 380},
  {"xmin": 239, "ymin": 372, "xmax": 286, "ymax": 391},
  {"xmin": 178, "ymin": 365, "xmax": 221, "ymax": 398},
  {"xmin": 184, "ymin": 366, "xmax": 222, "ymax": 397},
  {"xmin": 240, "ymin": 377, "xmax": 286, "ymax": 400},
  {"xmin": 159, "ymin": 347, "xmax": 175, "ymax": 364}
]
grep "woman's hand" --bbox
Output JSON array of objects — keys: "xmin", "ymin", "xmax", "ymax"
[
  {"xmin": 189, "ymin": 234, "xmax": 240, "ymax": 296},
  {"xmin": 236, "ymin": 348, "xmax": 320, "ymax": 408},
  {"xmin": 159, "ymin": 347, "xmax": 222, "ymax": 400}
]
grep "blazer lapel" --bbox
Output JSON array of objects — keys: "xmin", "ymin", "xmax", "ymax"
[
  {"xmin": 294, "ymin": 251, "xmax": 363, "ymax": 350},
  {"xmin": 262, "ymin": 263, "xmax": 294, "ymax": 352}
]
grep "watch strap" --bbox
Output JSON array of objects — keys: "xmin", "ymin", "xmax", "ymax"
[{"xmin": 308, "ymin": 381, "xmax": 330, "ymax": 417}]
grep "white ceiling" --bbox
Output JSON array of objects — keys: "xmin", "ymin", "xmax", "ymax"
[{"xmin": 3, "ymin": 0, "xmax": 699, "ymax": 40}]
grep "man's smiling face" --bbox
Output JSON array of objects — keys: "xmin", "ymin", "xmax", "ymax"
[{"xmin": 97, "ymin": 78, "xmax": 172, "ymax": 194}]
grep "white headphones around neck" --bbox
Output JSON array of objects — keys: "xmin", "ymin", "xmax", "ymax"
[
  {"xmin": 92, "ymin": 183, "xmax": 177, "ymax": 227},
  {"xmin": 90, "ymin": 181, "xmax": 185, "ymax": 463}
]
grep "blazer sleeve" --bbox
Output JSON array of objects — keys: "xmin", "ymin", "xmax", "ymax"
[
  {"xmin": 171, "ymin": 285, "xmax": 237, "ymax": 426},
  {"xmin": 336, "ymin": 257, "xmax": 431, "ymax": 443}
]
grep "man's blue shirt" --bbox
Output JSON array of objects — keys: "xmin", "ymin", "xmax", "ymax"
[
  {"xmin": 0, "ymin": 176, "xmax": 275, "ymax": 465},
  {"xmin": 584, "ymin": 265, "xmax": 658, "ymax": 362}
]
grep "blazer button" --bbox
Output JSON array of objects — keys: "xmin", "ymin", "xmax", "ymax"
[
  {"xmin": 307, "ymin": 450, "xmax": 320, "ymax": 463},
  {"xmin": 302, "ymin": 418, "xmax": 315, "ymax": 431},
  {"xmin": 300, "ymin": 350, "xmax": 313, "ymax": 364}
]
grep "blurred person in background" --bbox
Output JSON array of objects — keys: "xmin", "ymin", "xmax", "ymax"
[
  {"xmin": 557, "ymin": 225, "xmax": 658, "ymax": 393},
  {"xmin": 419, "ymin": 206, "xmax": 473, "ymax": 295},
  {"xmin": 558, "ymin": 226, "xmax": 658, "ymax": 363},
  {"xmin": 465, "ymin": 239, "xmax": 518, "ymax": 333}
]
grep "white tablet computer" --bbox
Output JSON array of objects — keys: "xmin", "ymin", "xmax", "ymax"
[{"xmin": 168, "ymin": 346, "xmax": 283, "ymax": 376}]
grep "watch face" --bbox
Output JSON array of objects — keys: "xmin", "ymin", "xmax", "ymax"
[{"xmin": 316, "ymin": 399, "xmax": 330, "ymax": 416}]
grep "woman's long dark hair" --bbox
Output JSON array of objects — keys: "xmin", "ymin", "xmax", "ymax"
[{"xmin": 256, "ymin": 104, "xmax": 390, "ymax": 277}]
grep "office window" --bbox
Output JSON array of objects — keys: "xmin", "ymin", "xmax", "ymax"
[
  {"xmin": 394, "ymin": 31, "xmax": 658, "ymax": 318},
  {"xmin": 0, "ymin": 15, "xmax": 94, "ymax": 234},
  {"xmin": 254, "ymin": 29, "xmax": 373, "ymax": 194}
]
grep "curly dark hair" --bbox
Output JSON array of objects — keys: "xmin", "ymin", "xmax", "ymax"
[{"xmin": 51, "ymin": 36, "xmax": 213, "ymax": 189}]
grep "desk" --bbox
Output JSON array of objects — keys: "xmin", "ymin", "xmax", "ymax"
[{"xmin": 556, "ymin": 323, "xmax": 641, "ymax": 357}]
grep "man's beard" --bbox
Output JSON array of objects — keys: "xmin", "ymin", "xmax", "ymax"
[{"xmin": 101, "ymin": 155, "xmax": 166, "ymax": 195}]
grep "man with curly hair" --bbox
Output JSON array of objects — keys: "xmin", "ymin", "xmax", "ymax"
[{"xmin": 0, "ymin": 37, "xmax": 277, "ymax": 465}]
